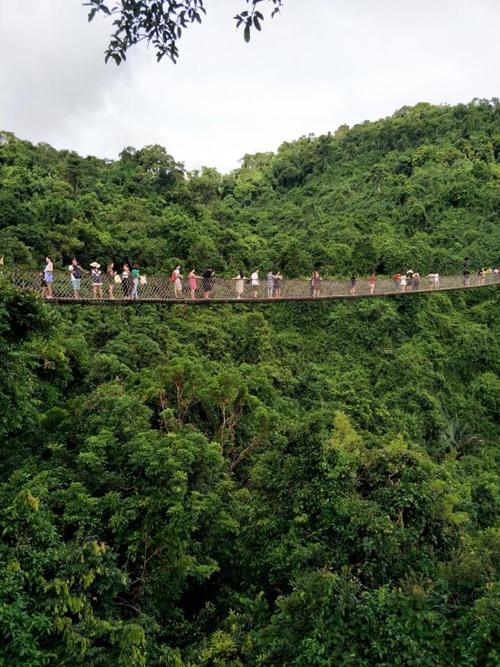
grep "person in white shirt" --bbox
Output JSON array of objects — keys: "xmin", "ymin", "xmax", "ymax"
[
  {"xmin": 426, "ymin": 273, "xmax": 440, "ymax": 288},
  {"xmin": 250, "ymin": 270, "xmax": 259, "ymax": 298},
  {"xmin": 233, "ymin": 272, "xmax": 246, "ymax": 299},
  {"xmin": 44, "ymin": 256, "xmax": 54, "ymax": 298},
  {"xmin": 172, "ymin": 265, "xmax": 183, "ymax": 298}
]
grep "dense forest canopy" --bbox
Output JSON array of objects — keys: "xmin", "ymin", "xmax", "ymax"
[
  {"xmin": 0, "ymin": 100, "xmax": 499, "ymax": 665},
  {"xmin": 1, "ymin": 99, "xmax": 499, "ymax": 278}
]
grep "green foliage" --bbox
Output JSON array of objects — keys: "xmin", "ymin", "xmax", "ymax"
[
  {"xmin": 1, "ymin": 100, "xmax": 499, "ymax": 276},
  {"xmin": 0, "ymin": 101, "xmax": 499, "ymax": 663},
  {"xmin": 86, "ymin": 0, "xmax": 283, "ymax": 64}
]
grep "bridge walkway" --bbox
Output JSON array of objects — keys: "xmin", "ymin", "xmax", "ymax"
[{"xmin": 10, "ymin": 271, "xmax": 499, "ymax": 305}]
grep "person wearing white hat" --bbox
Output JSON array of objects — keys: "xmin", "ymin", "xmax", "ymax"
[{"xmin": 90, "ymin": 262, "xmax": 103, "ymax": 299}]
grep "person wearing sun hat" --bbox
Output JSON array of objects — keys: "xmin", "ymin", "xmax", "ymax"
[{"xmin": 90, "ymin": 262, "xmax": 103, "ymax": 299}]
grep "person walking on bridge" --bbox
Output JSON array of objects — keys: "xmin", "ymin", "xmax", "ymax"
[
  {"xmin": 171, "ymin": 265, "xmax": 183, "ymax": 298},
  {"xmin": 188, "ymin": 269, "xmax": 201, "ymax": 300},
  {"xmin": 274, "ymin": 271, "xmax": 283, "ymax": 298},
  {"xmin": 202, "ymin": 268, "xmax": 215, "ymax": 299},
  {"xmin": 107, "ymin": 263, "xmax": 118, "ymax": 298},
  {"xmin": 131, "ymin": 264, "xmax": 141, "ymax": 299},
  {"xmin": 69, "ymin": 258, "xmax": 83, "ymax": 299},
  {"xmin": 266, "ymin": 271, "xmax": 275, "ymax": 298},
  {"xmin": 121, "ymin": 264, "xmax": 132, "ymax": 298},
  {"xmin": 44, "ymin": 256, "xmax": 54, "ymax": 298},
  {"xmin": 311, "ymin": 271, "xmax": 321, "ymax": 298},
  {"xmin": 90, "ymin": 262, "xmax": 103, "ymax": 299},
  {"xmin": 350, "ymin": 274, "xmax": 357, "ymax": 295},
  {"xmin": 427, "ymin": 272, "xmax": 440, "ymax": 288},
  {"xmin": 233, "ymin": 271, "xmax": 246, "ymax": 299},
  {"xmin": 369, "ymin": 272, "xmax": 377, "ymax": 294},
  {"xmin": 250, "ymin": 270, "xmax": 259, "ymax": 298}
]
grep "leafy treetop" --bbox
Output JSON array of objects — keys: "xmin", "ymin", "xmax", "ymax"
[{"xmin": 85, "ymin": 0, "xmax": 283, "ymax": 64}]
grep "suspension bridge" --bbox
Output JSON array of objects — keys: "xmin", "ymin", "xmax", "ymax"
[{"xmin": 9, "ymin": 271, "xmax": 499, "ymax": 304}]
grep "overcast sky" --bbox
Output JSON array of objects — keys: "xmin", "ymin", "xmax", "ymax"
[{"xmin": 0, "ymin": 0, "xmax": 499, "ymax": 172}]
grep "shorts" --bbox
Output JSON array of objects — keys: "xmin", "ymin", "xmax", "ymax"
[
  {"xmin": 44, "ymin": 272, "xmax": 53, "ymax": 283},
  {"xmin": 71, "ymin": 278, "xmax": 81, "ymax": 290}
]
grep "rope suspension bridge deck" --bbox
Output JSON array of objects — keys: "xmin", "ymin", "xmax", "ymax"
[{"xmin": 10, "ymin": 271, "xmax": 500, "ymax": 304}]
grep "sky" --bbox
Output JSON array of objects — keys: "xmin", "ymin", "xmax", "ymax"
[{"xmin": 0, "ymin": 0, "xmax": 499, "ymax": 172}]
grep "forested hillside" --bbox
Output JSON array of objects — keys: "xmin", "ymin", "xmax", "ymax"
[
  {"xmin": 1, "ymin": 99, "xmax": 499, "ymax": 276},
  {"xmin": 0, "ymin": 100, "xmax": 499, "ymax": 666}
]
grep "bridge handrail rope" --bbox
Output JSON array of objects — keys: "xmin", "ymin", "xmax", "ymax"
[{"xmin": 8, "ymin": 270, "xmax": 500, "ymax": 303}]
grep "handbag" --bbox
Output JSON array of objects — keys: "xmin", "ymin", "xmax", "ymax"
[
  {"xmin": 140, "ymin": 275, "xmax": 147, "ymax": 285},
  {"xmin": 114, "ymin": 274, "xmax": 122, "ymax": 284}
]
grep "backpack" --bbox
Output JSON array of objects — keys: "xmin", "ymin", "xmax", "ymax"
[{"xmin": 170, "ymin": 271, "xmax": 177, "ymax": 283}]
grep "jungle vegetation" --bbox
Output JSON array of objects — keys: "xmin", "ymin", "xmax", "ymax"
[
  {"xmin": 1, "ymin": 99, "xmax": 499, "ymax": 277},
  {"xmin": 0, "ymin": 100, "xmax": 499, "ymax": 665}
]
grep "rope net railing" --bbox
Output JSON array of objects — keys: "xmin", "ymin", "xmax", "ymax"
[{"xmin": 8, "ymin": 271, "xmax": 500, "ymax": 303}]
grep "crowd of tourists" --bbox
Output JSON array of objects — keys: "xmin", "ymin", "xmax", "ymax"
[
  {"xmin": 36, "ymin": 258, "xmax": 148, "ymax": 300},
  {"xmin": 5, "ymin": 255, "xmax": 500, "ymax": 300}
]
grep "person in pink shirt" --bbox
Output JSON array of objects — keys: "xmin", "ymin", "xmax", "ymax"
[
  {"xmin": 368, "ymin": 272, "xmax": 377, "ymax": 294},
  {"xmin": 188, "ymin": 269, "xmax": 200, "ymax": 300}
]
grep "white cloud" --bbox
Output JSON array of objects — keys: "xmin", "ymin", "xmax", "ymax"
[{"xmin": 0, "ymin": 0, "xmax": 499, "ymax": 171}]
